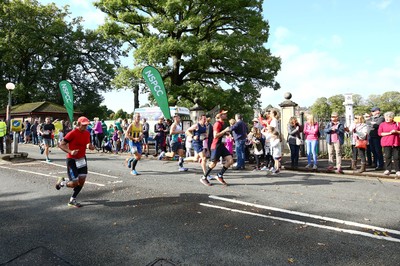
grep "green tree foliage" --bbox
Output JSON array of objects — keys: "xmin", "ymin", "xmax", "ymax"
[
  {"xmin": 367, "ymin": 91, "xmax": 400, "ymax": 115},
  {"xmin": 310, "ymin": 97, "xmax": 331, "ymax": 123},
  {"xmin": 112, "ymin": 109, "xmax": 129, "ymax": 120},
  {"xmin": 310, "ymin": 92, "xmax": 400, "ymax": 124},
  {"xmin": 95, "ymin": 0, "xmax": 281, "ymax": 117},
  {"xmin": 327, "ymin": 95, "xmax": 345, "ymax": 115},
  {"xmin": 0, "ymin": 0, "xmax": 123, "ymax": 119}
]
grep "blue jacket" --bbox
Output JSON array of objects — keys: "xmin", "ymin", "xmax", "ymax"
[
  {"xmin": 230, "ymin": 120, "xmax": 248, "ymax": 141},
  {"xmin": 324, "ymin": 121, "xmax": 345, "ymax": 145}
]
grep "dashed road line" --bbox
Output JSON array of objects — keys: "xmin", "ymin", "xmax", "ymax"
[{"xmin": 0, "ymin": 165, "xmax": 106, "ymax": 187}]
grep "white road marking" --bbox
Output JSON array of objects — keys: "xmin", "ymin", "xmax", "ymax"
[
  {"xmin": 43, "ymin": 161, "xmax": 120, "ymax": 179},
  {"xmin": 0, "ymin": 166, "xmax": 105, "ymax": 187},
  {"xmin": 200, "ymin": 203, "xmax": 400, "ymax": 243},
  {"xmin": 209, "ymin": 195, "xmax": 400, "ymax": 235}
]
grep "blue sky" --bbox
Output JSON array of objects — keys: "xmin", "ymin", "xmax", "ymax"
[{"xmin": 38, "ymin": 0, "xmax": 400, "ymax": 113}]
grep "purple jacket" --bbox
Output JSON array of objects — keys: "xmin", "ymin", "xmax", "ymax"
[
  {"xmin": 378, "ymin": 122, "xmax": 400, "ymax": 147},
  {"xmin": 94, "ymin": 121, "xmax": 103, "ymax": 134}
]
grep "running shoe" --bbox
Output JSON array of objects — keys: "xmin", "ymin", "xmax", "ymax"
[
  {"xmin": 46, "ymin": 158, "xmax": 52, "ymax": 163},
  {"xmin": 158, "ymin": 151, "xmax": 165, "ymax": 160},
  {"xmin": 216, "ymin": 174, "xmax": 227, "ymax": 186},
  {"xmin": 260, "ymin": 166, "xmax": 268, "ymax": 171},
  {"xmin": 68, "ymin": 199, "xmax": 82, "ymax": 208},
  {"xmin": 55, "ymin": 177, "xmax": 65, "ymax": 190},
  {"xmin": 312, "ymin": 165, "xmax": 318, "ymax": 170},
  {"xmin": 200, "ymin": 177, "xmax": 212, "ymax": 186},
  {"xmin": 305, "ymin": 164, "xmax": 311, "ymax": 169},
  {"xmin": 131, "ymin": 170, "xmax": 139, "ymax": 175},
  {"xmin": 207, "ymin": 175, "xmax": 215, "ymax": 181},
  {"xmin": 178, "ymin": 167, "xmax": 188, "ymax": 172}
]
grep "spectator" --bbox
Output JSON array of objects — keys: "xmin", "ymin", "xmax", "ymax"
[
  {"xmin": 349, "ymin": 115, "xmax": 369, "ymax": 173},
  {"xmin": 367, "ymin": 107, "xmax": 385, "ymax": 170},
  {"xmin": 261, "ymin": 125, "xmax": 275, "ymax": 171},
  {"xmin": 205, "ymin": 114, "xmax": 213, "ymax": 158},
  {"xmin": 363, "ymin": 113, "xmax": 373, "ymax": 166},
  {"xmin": 154, "ymin": 117, "xmax": 166, "ymax": 155},
  {"xmin": 31, "ymin": 120, "xmax": 39, "ymax": 145},
  {"xmin": 378, "ymin": 111, "xmax": 400, "ymax": 177},
  {"xmin": 303, "ymin": 114, "xmax": 319, "ymax": 170},
  {"xmin": 324, "ymin": 112, "xmax": 345, "ymax": 174},
  {"xmin": 287, "ymin": 116, "xmax": 302, "ymax": 168},
  {"xmin": 142, "ymin": 118, "xmax": 150, "ymax": 157},
  {"xmin": 248, "ymin": 127, "xmax": 263, "ymax": 170},
  {"xmin": 93, "ymin": 117, "xmax": 104, "ymax": 151},
  {"xmin": 230, "ymin": 113, "xmax": 248, "ymax": 170}
]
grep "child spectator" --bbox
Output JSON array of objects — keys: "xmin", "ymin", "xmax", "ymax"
[
  {"xmin": 270, "ymin": 131, "xmax": 282, "ymax": 175},
  {"xmin": 249, "ymin": 127, "xmax": 263, "ymax": 170}
]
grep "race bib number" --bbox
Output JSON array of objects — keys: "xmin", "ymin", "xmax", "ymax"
[
  {"xmin": 75, "ymin": 157, "xmax": 87, "ymax": 169},
  {"xmin": 199, "ymin": 134, "xmax": 206, "ymax": 141},
  {"xmin": 43, "ymin": 130, "xmax": 50, "ymax": 135}
]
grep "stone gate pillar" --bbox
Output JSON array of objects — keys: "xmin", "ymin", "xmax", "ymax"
[{"xmin": 279, "ymin": 92, "xmax": 298, "ymax": 154}]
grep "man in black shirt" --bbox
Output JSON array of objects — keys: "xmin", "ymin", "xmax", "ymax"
[{"xmin": 39, "ymin": 117, "xmax": 55, "ymax": 162}]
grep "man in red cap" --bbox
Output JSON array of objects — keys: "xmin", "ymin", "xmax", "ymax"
[{"xmin": 56, "ymin": 116, "xmax": 95, "ymax": 207}]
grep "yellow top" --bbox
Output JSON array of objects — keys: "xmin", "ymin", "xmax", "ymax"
[
  {"xmin": 130, "ymin": 122, "xmax": 142, "ymax": 140},
  {"xmin": 0, "ymin": 121, "xmax": 6, "ymax": 137},
  {"xmin": 53, "ymin": 121, "xmax": 63, "ymax": 134}
]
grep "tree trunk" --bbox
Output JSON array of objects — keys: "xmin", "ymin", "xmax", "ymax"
[{"xmin": 133, "ymin": 83, "xmax": 139, "ymax": 110}]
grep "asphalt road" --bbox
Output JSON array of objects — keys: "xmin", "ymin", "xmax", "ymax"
[{"xmin": 1, "ymin": 144, "xmax": 400, "ymax": 266}]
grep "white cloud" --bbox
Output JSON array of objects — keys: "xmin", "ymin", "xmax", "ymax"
[
  {"xmin": 274, "ymin": 26, "xmax": 290, "ymax": 42},
  {"xmin": 372, "ymin": 0, "xmax": 392, "ymax": 10},
  {"xmin": 314, "ymin": 34, "xmax": 343, "ymax": 49},
  {"xmin": 261, "ymin": 41, "xmax": 400, "ymax": 108}
]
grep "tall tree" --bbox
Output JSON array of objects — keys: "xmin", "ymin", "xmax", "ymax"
[
  {"xmin": 0, "ymin": 0, "xmax": 123, "ymax": 119},
  {"xmin": 367, "ymin": 91, "xmax": 400, "ymax": 115},
  {"xmin": 95, "ymin": 0, "xmax": 281, "ymax": 116},
  {"xmin": 310, "ymin": 97, "xmax": 331, "ymax": 124}
]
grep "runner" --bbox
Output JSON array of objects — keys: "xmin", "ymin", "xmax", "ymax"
[
  {"xmin": 185, "ymin": 114, "xmax": 209, "ymax": 176},
  {"xmin": 200, "ymin": 110, "xmax": 233, "ymax": 186},
  {"xmin": 39, "ymin": 117, "xmax": 55, "ymax": 162},
  {"xmin": 125, "ymin": 113, "xmax": 143, "ymax": 175},
  {"xmin": 55, "ymin": 116, "xmax": 95, "ymax": 208},
  {"xmin": 158, "ymin": 114, "xmax": 188, "ymax": 171}
]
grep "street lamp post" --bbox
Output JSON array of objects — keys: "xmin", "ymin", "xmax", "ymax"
[{"xmin": 5, "ymin": 82, "xmax": 15, "ymax": 154}]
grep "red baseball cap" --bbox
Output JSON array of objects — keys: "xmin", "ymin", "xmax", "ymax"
[{"xmin": 77, "ymin": 116, "xmax": 90, "ymax": 125}]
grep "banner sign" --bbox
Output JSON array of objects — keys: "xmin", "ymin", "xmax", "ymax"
[
  {"xmin": 142, "ymin": 66, "xmax": 171, "ymax": 119},
  {"xmin": 59, "ymin": 80, "xmax": 74, "ymax": 122}
]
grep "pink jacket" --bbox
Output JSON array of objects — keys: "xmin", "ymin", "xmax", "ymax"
[
  {"xmin": 303, "ymin": 122, "xmax": 319, "ymax": 140},
  {"xmin": 378, "ymin": 122, "xmax": 400, "ymax": 147}
]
